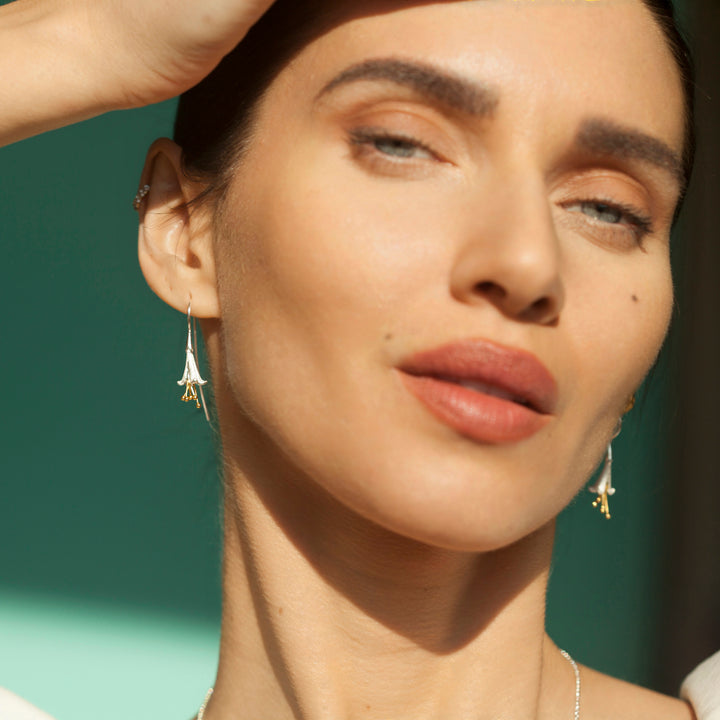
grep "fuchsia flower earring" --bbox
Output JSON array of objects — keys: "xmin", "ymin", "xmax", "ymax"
[
  {"xmin": 178, "ymin": 302, "xmax": 209, "ymax": 421},
  {"xmin": 589, "ymin": 394, "xmax": 635, "ymax": 519}
]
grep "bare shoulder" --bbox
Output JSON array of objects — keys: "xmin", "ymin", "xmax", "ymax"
[
  {"xmin": 0, "ymin": 688, "xmax": 56, "ymax": 720},
  {"xmin": 581, "ymin": 664, "xmax": 696, "ymax": 720}
]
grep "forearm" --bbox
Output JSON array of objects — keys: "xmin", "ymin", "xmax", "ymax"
[
  {"xmin": 0, "ymin": 0, "xmax": 121, "ymax": 147},
  {"xmin": 0, "ymin": 0, "xmax": 278, "ymax": 148}
]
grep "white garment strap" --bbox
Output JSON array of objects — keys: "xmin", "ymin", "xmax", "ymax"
[
  {"xmin": 0, "ymin": 688, "xmax": 56, "ymax": 720},
  {"xmin": 681, "ymin": 649, "xmax": 720, "ymax": 720}
]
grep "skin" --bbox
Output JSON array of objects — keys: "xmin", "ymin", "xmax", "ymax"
[
  {"xmin": 136, "ymin": 1, "xmax": 694, "ymax": 718},
  {"xmin": 0, "ymin": 0, "xmax": 276, "ymax": 144}
]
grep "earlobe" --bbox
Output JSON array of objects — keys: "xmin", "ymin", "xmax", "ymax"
[{"xmin": 137, "ymin": 137, "xmax": 220, "ymax": 318}]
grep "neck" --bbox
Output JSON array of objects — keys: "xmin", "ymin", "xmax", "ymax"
[{"xmin": 209, "ymin": 446, "xmax": 571, "ymax": 720}]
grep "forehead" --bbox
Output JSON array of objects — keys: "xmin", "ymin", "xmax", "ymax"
[{"xmin": 265, "ymin": 0, "xmax": 685, "ymax": 156}]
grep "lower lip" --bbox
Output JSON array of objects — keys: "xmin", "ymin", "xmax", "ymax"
[{"xmin": 400, "ymin": 373, "xmax": 550, "ymax": 444}]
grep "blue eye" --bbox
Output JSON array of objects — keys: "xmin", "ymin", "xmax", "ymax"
[
  {"xmin": 372, "ymin": 136, "xmax": 432, "ymax": 159},
  {"xmin": 349, "ymin": 127, "xmax": 435, "ymax": 161},
  {"xmin": 581, "ymin": 202, "xmax": 623, "ymax": 224},
  {"xmin": 565, "ymin": 199, "xmax": 653, "ymax": 242}
]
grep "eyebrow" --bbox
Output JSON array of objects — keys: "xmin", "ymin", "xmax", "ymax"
[
  {"xmin": 576, "ymin": 119, "xmax": 684, "ymax": 185},
  {"xmin": 316, "ymin": 58, "xmax": 684, "ymax": 186},
  {"xmin": 315, "ymin": 58, "xmax": 499, "ymax": 118}
]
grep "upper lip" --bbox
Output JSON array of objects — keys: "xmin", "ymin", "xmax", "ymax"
[{"xmin": 397, "ymin": 338, "xmax": 558, "ymax": 414}]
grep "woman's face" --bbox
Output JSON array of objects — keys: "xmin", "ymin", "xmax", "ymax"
[{"xmin": 209, "ymin": 0, "xmax": 684, "ymax": 551}]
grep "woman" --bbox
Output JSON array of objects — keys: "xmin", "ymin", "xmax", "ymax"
[{"xmin": 1, "ymin": 0, "xmax": 717, "ymax": 718}]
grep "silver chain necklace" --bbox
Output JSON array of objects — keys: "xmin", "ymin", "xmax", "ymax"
[
  {"xmin": 197, "ymin": 688, "xmax": 213, "ymax": 720},
  {"xmin": 560, "ymin": 649, "xmax": 581, "ymax": 720},
  {"xmin": 196, "ymin": 649, "xmax": 580, "ymax": 720}
]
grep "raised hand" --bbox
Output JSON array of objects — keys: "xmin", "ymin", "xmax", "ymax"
[{"xmin": 0, "ymin": 0, "xmax": 277, "ymax": 145}]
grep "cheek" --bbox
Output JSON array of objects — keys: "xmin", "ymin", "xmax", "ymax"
[
  {"xmin": 562, "ymin": 246, "xmax": 673, "ymax": 451},
  {"xmin": 212, "ymin": 168, "xmax": 407, "ymax": 452},
  {"xmin": 608, "ymin": 256, "xmax": 674, "ymax": 382},
  {"xmin": 218, "ymin": 151, "xmax": 455, "ymax": 355}
]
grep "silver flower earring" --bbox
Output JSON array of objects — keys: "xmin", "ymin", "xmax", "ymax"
[
  {"xmin": 178, "ymin": 302, "xmax": 209, "ymax": 422},
  {"xmin": 589, "ymin": 443, "xmax": 615, "ymax": 519},
  {"xmin": 589, "ymin": 395, "xmax": 635, "ymax": 520}
]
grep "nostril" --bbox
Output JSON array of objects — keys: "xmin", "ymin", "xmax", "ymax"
[
  {"xmin": 472, "ymin": 280, "xmax": 558, "ymax": 324},
  {"xmin": 531, "ymin": 297, "xmax": 551, "ymax": 314},
  {"xmin": 474, "ymin": 281, "xmax": 506, "ymax": 300},
  {"xmin": 521, "ymin": 296, "xmax": 557, "ymax": 325}
]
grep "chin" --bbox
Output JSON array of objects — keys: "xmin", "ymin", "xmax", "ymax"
[
  {"xmin": 329, "ymin": 445, "xmax": 565, "ymax": 554},
  {"xmin": 372, "ymin": 502, "xmax": 555, "ymax": 554}
]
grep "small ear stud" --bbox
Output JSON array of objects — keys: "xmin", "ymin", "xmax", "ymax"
[{"xmin": 133, "ymin": 184, "xmax": 150, "ymax": 211}]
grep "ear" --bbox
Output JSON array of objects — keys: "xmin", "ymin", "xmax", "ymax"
[{"xmin": 136, "ymin": 138, "xmax": 220, "ymax": 318}]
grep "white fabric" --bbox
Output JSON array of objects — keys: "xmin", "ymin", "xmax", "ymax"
[
  {"xmin": 0, "ymin": 688, "xmax": 55, "ymax": 720},
  {"xmin": 681, "ymin": 650, "xmax": 720, "ymax": 720}
]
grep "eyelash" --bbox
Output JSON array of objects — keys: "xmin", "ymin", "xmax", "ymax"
[
  {"xmin": 564, "ymin": 198, "xmax": 654, "ymax": 243},
  {"xmin": 346, "ymin": 127, "xmax": 654, "ymax": 243},
  {"xmin": 348, "ymin": 127, "xmax": 438, "ymax": 161}
]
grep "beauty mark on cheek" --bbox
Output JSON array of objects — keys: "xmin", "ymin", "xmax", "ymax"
[{"xmin": 631, "ymin": 294, "xmax": 639, "ymax": 303}]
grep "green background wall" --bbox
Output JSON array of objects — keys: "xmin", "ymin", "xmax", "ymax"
[{"xmin": 0, "ymin": 58, "xmax": 684, "ymax": 720}]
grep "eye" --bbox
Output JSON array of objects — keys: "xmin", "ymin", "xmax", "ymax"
[
  {"xmin": 348, "ymin": 127, "xmax": 437, "ymax": 161},
  {"xmin": 578, "ymin": 202, "xmax": 623, "ymax": 224},
  {"xmin": 372, "ymin": 136, "xmax": 433, "ymax": 159},
  {"xmin": 564, "ymin": 199, "xmax": 654, "ymax": 243}
]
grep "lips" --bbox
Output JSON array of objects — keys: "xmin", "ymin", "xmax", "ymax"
[{"xmin": 398, "ymin": 339, "xmax": 557, "ymax": 444}]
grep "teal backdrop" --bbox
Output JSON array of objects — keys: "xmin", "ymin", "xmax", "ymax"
[{"xmin": 0, "ymin": 79, "xmax": 683, "ymax": 720}]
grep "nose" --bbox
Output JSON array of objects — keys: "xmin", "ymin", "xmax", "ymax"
[{"xmin": 449, "ymin": 177, "xmax": 565, "ymax": 325}]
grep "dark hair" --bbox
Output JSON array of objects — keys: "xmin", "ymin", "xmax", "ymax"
[
  {"xmin": 175, "ymin": 0, "xmax": 695, "ymax": 212},
  {"xmin": 174, "ymin": 0, "xmax": 337, "ymax": 202},
  {"xmin": 643, "ymin": 0, "xmax": 696, "ymax": 213}
]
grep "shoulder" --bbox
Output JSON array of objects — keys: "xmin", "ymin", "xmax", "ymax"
[
  {"xmin": 680, "ymin": 650, "xmax": 720, "ymax": 720},
  {"xmin": 0, "ymin": 688, "xmax": 56, "ymax": 720},
  {"xmin": 580, "ymin": 664, "xmax": 695, "ymax": 720}
]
